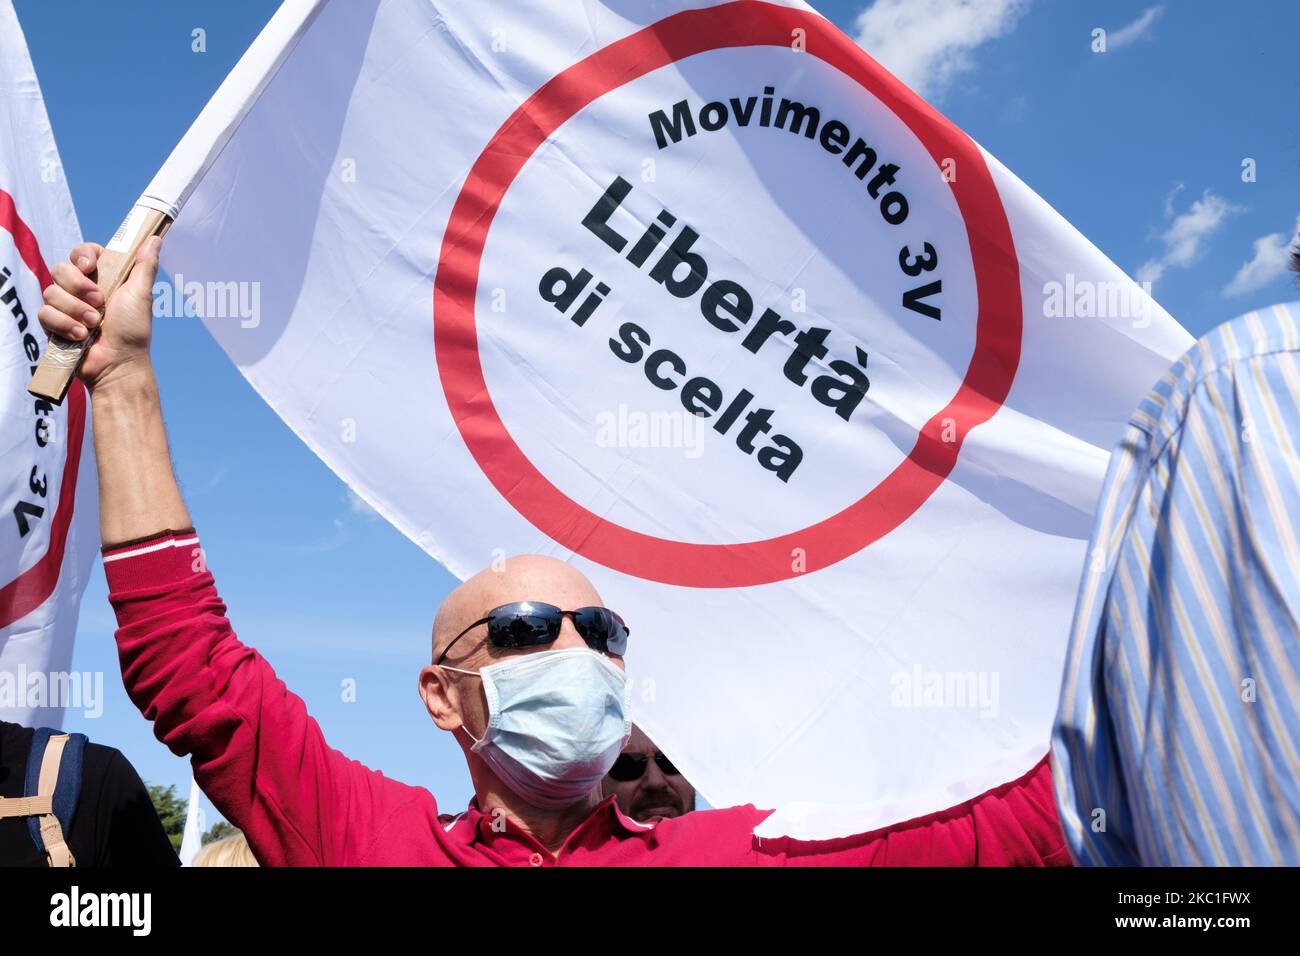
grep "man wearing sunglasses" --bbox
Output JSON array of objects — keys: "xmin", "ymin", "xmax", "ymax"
[
  {"xmin": 41, "ymin": 238, "xmax": 1070, "ymax": 866},
  {"xmin": 602, "ymin": 726, "xmax": 696, "ymax": 823}
]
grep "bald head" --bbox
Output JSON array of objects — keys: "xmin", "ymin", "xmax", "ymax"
[
  {"xmin": 431, "ymin": 555, "xmax": 604, "ymax": 666},
  {"xmin": 418, "ymin": 554, "xmax": 631, "ymax": 819}
]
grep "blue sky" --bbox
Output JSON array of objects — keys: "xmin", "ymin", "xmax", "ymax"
[{"xmin": 13, "ymin": 0, "xmax": 1300, "ymax": 826}]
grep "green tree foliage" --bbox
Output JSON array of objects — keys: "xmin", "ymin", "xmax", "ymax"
[
  {"xmin": 147, "ymin": 783, "xmax": 187, "ymax": 852},
  {"xmin": 202, "ymin": 820, "xmax": 238, "ymax": 846}
]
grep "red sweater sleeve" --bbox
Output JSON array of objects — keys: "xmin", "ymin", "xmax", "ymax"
[
  {"xmin": 103, "ymin": 530, "xmax": 422, "ymax": 866},
  {"xmin": 758, "ymin": 756, "xmax": 1072, "ymax": 866}
]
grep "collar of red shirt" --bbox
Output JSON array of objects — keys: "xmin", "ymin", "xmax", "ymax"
[{"xmin": 440, "ymin": 794, "xmax": 656, "ymax": 865}]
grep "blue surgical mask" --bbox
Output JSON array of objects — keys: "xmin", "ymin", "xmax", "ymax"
[{"xmin": 443, "ymin": 648, "xmax": 632, "ymax": 809}]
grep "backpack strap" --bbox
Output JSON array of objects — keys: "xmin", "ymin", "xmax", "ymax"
[
  {"xmin": 22, "ymin": 728, "xmax": 86, "ymax": 867},
  {"xmin": 0, "ymin": 795, "xmax": 53, "ymax": 818}
]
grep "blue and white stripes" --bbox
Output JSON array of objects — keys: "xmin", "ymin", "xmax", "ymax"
[{"xmin": 1052, "ymin": 301, "xmax": 1300, "ymax": 866}]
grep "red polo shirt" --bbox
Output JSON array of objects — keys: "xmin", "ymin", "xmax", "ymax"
[{"xmin": 103, "ymin": 529, "xmax": 1071, "ymax": 866}]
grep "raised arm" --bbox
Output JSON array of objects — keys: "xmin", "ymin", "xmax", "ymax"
[
  {"xmin": 766, "ymin": 755, "xmax": 1072, "ymax": 866},
  {"xmin": 37, "ymin": 238, "xmax": 189, "ymax": 546},
  {"xmin": 38, "ymin": 241, "xmax": 422, "ymax": 865}
]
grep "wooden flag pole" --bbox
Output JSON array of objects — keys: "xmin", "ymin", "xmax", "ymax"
[{"xmin": 28, "ymin": 204, "xmax": 173, "ymax": 404}]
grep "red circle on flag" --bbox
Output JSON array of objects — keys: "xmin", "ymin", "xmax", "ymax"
[
  {"xmin": 0, "ymin": 189, "xmax": 88, "ymax": 627},
  {"xmin": 433, "ymin": 0, "xmax": 1022, "ymax": 588}
]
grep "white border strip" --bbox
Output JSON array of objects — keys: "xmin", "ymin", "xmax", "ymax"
[{"xmin": 103, "ymin": 536, "xmax": 201, "ymax": 564}]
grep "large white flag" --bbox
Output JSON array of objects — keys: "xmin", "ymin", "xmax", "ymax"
[
  {"xmin": 140, "ymin": 0, "xmax": 1191, "ymax": 837},
  {"xmin": 0, "ymin": 0, "xmax": 97, "ymax": 729}
]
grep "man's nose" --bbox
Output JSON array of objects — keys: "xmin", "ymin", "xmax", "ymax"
[
  {"xmin": 641, "ymin": 758, "xmax": 668, "ymax": 789},
  {"xmin": 552, "ymin": 617, "xmax": 588, "ymax": 652}
]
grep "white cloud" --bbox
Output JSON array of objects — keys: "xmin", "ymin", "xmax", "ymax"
[
  {"xmin": 1134, "ymin": 259, "xmax": 1164, "ymax": 287},
  {"xmin": 1137, "ymin": 189, "xmax": 1241, "ymax": 288},
  {"xmin": 1223, "ymin": 216, "xmax": 1300, "ymax": 297},
  {"xmin": 852, "ymin": 0, "xmax": 1031, "ymax": 100},
  {"xmin": 1163, "ymin": 193, "xmax": 1238, "ymax": 268},
  {"xmin": 1162, "ymin": 181, "xmax": 1184, "ymax": 219},
  {"xmin": 1107, "ymin": 5, "xmax": 1164, "ymax": 50},
  {"xmin": 206, "ymin": 463, "xmax": 230, "ymax": 490},
  {"xmin": 346, "ymin": 487, "xmax": 380, "ymax": 519}
]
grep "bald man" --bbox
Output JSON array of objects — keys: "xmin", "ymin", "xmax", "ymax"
[{"xmin": 39, "ymin": 239, "xmax": 1070, "ymax": 865}]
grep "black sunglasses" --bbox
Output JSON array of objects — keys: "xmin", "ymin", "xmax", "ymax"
[
  {"xmin": 436, "ymin": 601, "xmax": 630, "ymax": 665},
  {"xmin": 607, "ymin": 752, "xmax": 680, "ymax": 782}
]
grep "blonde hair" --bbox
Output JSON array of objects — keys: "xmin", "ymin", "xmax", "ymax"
[{"xmin": 192, "ymin": 831, "xmax": 259, "ymax": 867}]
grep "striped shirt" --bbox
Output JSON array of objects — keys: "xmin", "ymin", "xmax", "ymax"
[{"xmin": 1052, "ymin": 300, "xmax": 1300, "ymax": 866}]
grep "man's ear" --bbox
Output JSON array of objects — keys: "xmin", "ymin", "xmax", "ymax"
[{"xmin": 419, "ymin": 665, "xmax": 464, "ymax": 732}]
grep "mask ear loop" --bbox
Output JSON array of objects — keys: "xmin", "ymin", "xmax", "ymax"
[
  {"xmin": 438, "ymin": 664, "xmax": 485, "ymax": 746},
  {"xmin": 439, "ymin": 664, "xmax": 480, "ymax": 678}
]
